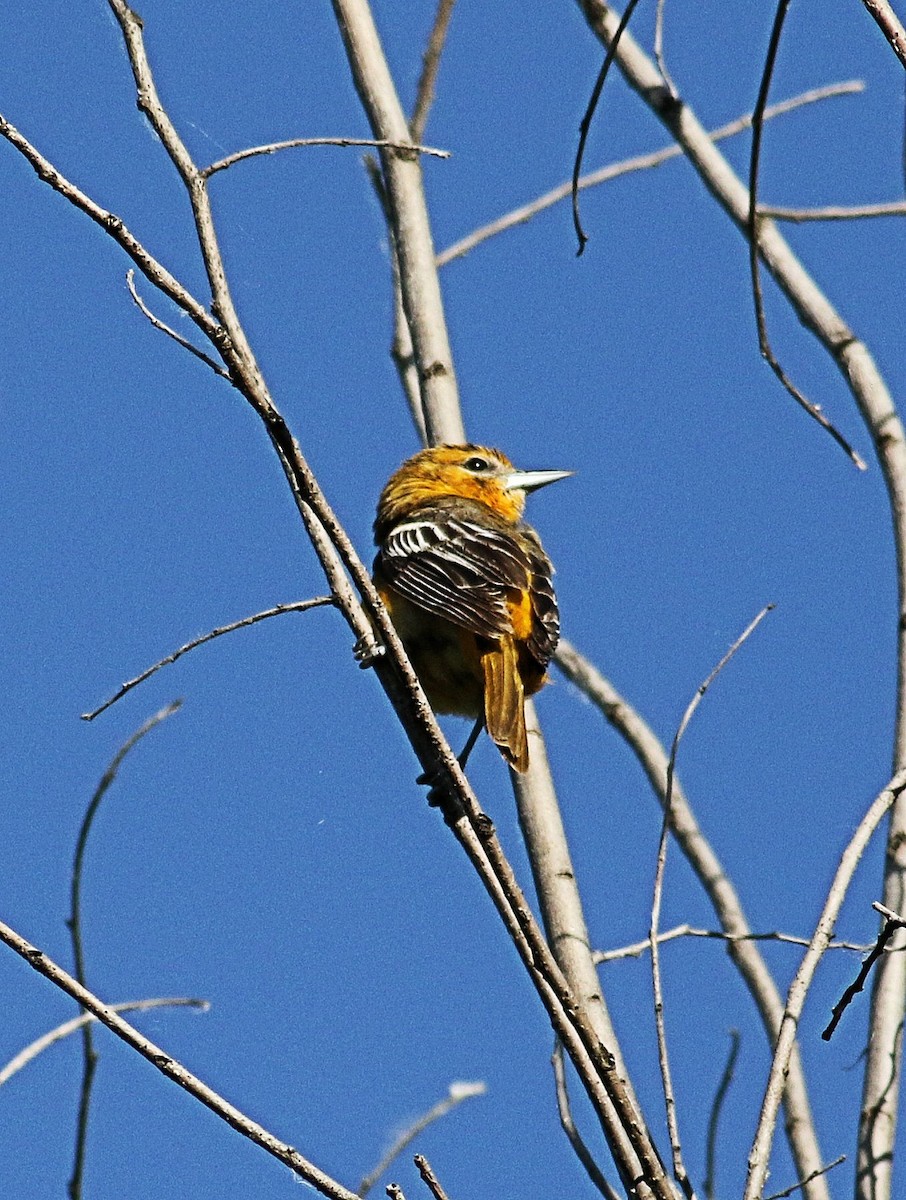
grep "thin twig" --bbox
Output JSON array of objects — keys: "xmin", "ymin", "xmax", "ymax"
[
  {"xmin": 410, "ymin": 0, "xmax": 458, "ymax": 142},
  {"xmin": 743, "ymin": 768, "xmax": 906, "ymax": 1200},
  {"xmin": 0, "ymin": 917, "xmax": 363, "ymax": 1200},
  {"xmin": 653, "ymin": 0, "xmax": 677, "ymax": 97},
  {"xmin": 703, "ymin": 1031, "xmax": 740, "ymax": 1200},
  {"xmin": 385, "ymin": 1186, "xmax": 407, "ymax": 1200},
  {"xmin": 858, "ymin": 0, "xmax": 906, "ymax": 71},
  {"xmin": 572, "ymin": 0, "xmax": 642, "ymax": 254},
  {"xmin": 203, "ymin": 135, "xmax": 449, "ymax": 178},
  {"xmin": 555, "ymin": 633, "xmax": 827, "ymax": 1199},
  {"xmin": 436, "ymin": 81, "xmax": 864, "ymax": 266},
  {"xmin": 66, "ymin": 700, "xmax": 182, "ymax": 1200},
  {"xmin": 82, "ymin": 598, "xmax": 333, "ymax": 721},
  {"xmin": 763, "ymin": 1157, "xmax": 847, "ymax": 1200},
  {"xmin": 357, "ymin": 1082, "xmax": 486, "ymax": 1197},
  {"xmin": 823, "ymin": 905, "xmax": 906, "ymax": 1040},
  {"xmin": 413, "ymin": 1156, "xmax": 451, "ymax": 1200},
  {"xmin": 126, "ymin": 270, "xmax": 230, "ymax": 378},
  {"xmin": 0, "ymin": 998, "xmax": 208, "ymax": 1086},
  {"xmin": 595, "ymin": 924, "xmax": 874, "ymax": 963},
  {"xmin": 747, "ymin": 1, "xmax": 866, "ymax": 470},
  {"xmin": 551, "ymin": 1041, "xmax": 623, "ymax": 1200},
  {"xmin": 760, "ymin": 200, "xmax": 906, "ymax": 222},
  {"xmin": 651, "ymin": 605, "xmax": 773, "ymax": 1200}
]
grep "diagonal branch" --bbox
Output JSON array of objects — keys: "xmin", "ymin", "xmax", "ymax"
[
  {"xmin": 0, "ymin": 919, "xmax": 362, "ymax": 1200},
  {"xmin": 437, "ymin": 80, "xmax": 864, "ymax": 266},
  {"xmin": 743, "ymin": 768, "xmax": 906, "ymax": 1200},
  {"xmin": 554, "ymin": 636, "xmax": 829, "ymax": 1200}
]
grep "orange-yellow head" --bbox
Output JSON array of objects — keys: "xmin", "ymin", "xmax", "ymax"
[{"xmin": 374, "ymin": 444, "xmax": 571, "ymax": 540}]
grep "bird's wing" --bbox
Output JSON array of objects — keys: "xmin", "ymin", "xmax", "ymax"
[{"xmin": 377, "ymin": 508, "xmax": 531, "ymax": 642}]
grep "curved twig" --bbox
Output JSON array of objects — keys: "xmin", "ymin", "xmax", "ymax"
[
  {"xmin": 357, "ymin": 1082, "xmax": 485, "ymax": 1197},
  {"xmin": 82, "ymin": 599, "xmax": 333, "ymax": 721},
  {"xmin": 651, "ymin": 606, "xmax": 772, "ymax": 1200},
  {"xmin": 66, "ymin": 701, "xmax": 182, "ymax": 1200},
  {"xmin": 571, "ymin": 0, "xmax": 642, "ymax": 254},
  {"xmin": 203, "ymin": 135, "xmax": 449, "ymax": 178},
  {"xmin": 748, "ymin": 0, "xmax": 866, "ymax": 470},
  {"xmin": 0, "ymin": 998, "xmax": 208, "ymax": 1087}
]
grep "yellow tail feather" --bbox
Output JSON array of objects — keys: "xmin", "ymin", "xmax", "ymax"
[{"xmin": 482, "ymin": 636, "xmax": 528, "ymax": 772}]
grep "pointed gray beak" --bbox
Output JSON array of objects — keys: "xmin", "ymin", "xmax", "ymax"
[{"xmin": 504, "ymin": 468, "xmax": 573, "ymax": 494}]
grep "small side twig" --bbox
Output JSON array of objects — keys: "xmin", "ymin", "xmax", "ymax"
[
  {"xmin": 357, "ymin": 1082, "xmax": 486, "ymax": 1197},
  {"xmin": 386, "ymin": 1186, "xmax": 407, "ymax": 1200},
  {"xmin": 572, "ymin": 0, "xmax": 642, "ymax": 253},
  {"xmin": 703, "ymin": 1030, "xmax": 740, "ymax": 1200},
  {"xmin": 551, "ymin": 1041, "xmax": 622, "ymax": 1200},
  {"xmin": 759, "ymin": 200, "xmax": 906, "ymax": 222},
  {"xmin": 66, "ymin": 700, "xmax": 182, "ymax": 1200},
  {"xmin": 748, "ymin": 1, "xmax": 866, "ymax": 470},
  {"xmin": 437, "ymin": 81, "xmax": 863, "ymax": 266},
  {"xmin": 410, "ymin": 0, "xmax": 458, "ymax": 141},
  {"xmin": 413, "ymin": 1156, "xmax": 452, "ymax": 1200},
  {"xmin": 0, "ymin": 998, "xmax": 208, "ymax": 1087},
  {"xmin": 823, "ymin": 904, "xmax": 906, "ymax": 1040},
  {"xmin": 82, "ymin": 598, "xmax": 334, "ymax": 721},
  {"xmin": 652, "ymin": 605, "xmax": 773, "ymax": 1200},
  {"xmin": 0, "ymin": 916, "xmax": 361, "ymax": 1200},
  {"xmin": 653, "ymin": 0, "xmax": 677, "ymax": 97},
  {"xmin": 595, "ymin": 923, "xmax": 876, "ymax": 963},
  {"xmin": 764, "ymin": 1156, "xmax": 847, "ymax": 1200},
  {"xmin": 202, "ymin": 135, "xmax": 450, "ymax": 178},
  {"xmin": 126, "ymin": 270, "xmax": 230, "ymax": 379}
]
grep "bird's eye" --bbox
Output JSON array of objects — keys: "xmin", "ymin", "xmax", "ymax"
[{"xmin": 463, "ymin": 456, "xmax": 491, "ymax": 472}]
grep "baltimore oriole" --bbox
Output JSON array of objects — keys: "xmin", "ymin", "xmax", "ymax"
[{"xmin": 373, "ymin": 444, "xmax": 569, "ymax": 772}]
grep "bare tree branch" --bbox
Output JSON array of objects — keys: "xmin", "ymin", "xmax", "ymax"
[
  {"xmin": 572, "ymin": 0, "xmax": 642, "ymax": 253},
  {"xmin": 573, "ymin": 8, "xmax": 906, "ymax": 1193},
  {"xmin": 413, "ymin": 1156, "xmax": 452, "ymax": 1200},
  {"xmin": 202, "ymin": 135, "xmax": 450, "ymax": 178},
  {"xmin": 823, "ymin": 904, "xmax": 906, "ymax": 1040},
  {"xmin": 748, "ymin": 0, "xmax": 866, "ymax": 470},
  {"xmin": 595, "ymin": 924, "xmax": 876, "ymax": 962},
  {"xmin": 760, "ymin": 200, "xmax": 906, "ymax": 221},
  {"xmin": 859, "ymin": 0, "xmax": 906, "ymax": 71},
  {"xmin": 410, "ymin": 0, "xmax": 458, "ymax": 141},
  {"xmin": 0, "ymin": 998, "xmax": 208, "ymax": 1087},
  {"xmin": 437, "ymin": 81, "xmax": 864, "ymax": 267},
  {"xmin": 651, "ymin": 606, "xmax": 772, "ymax": 1200},
  {"xmin": 744, "ymin": 768, "xmax": 906, "ymax": 1200},
  {"xmin": 331, "ymin": 0, "xmax": 463, "ymax": 444},
  {"xmin": 125, "ymin": 269, "xmax": 230, "ymax": 378},
  {"xmin": 66, "ymin": 700, "xmax": 182, "ymax": 1200},
  {"xmin": 551, "ymin": 1041, "xmax": 623, "ymax": 1200},
  {"xmin": 357, "ymin": 1082, "xmax": 486, "ymax": 1197},
  {"xmin": 763, "ymin": 1157, "xmax": 847, "ymax": 1200},
  {"xmin": 703, "ymin": 1030, "xmax": 740, "ymax": 1200},
  {"xmin": 82, "ymin": 599, "xmax": 333, "ymax": 721},
  {"xmin": 554, "ymin": 636, "xmax": 829, "ymax": 1200},
  {"xmin": 0, "ymin": 918, "xmax": 362, "ymax": 1200}
]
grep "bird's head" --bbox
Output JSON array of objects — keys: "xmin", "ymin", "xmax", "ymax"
[{"xmin": 375, "ymin": 444, "xmax": 571, "ymax": 536}]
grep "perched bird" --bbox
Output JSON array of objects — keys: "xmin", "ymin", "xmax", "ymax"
[{"xmin": 373, "ymin": 444, "xmax": 570, "ymax": 772}]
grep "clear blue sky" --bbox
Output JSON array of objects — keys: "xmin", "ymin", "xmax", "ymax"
[{"xmin": 1, "ymin": 3, "xmax": 905, "ymax": 1197}]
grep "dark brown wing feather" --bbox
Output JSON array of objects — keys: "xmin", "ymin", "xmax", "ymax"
[{"xmin": 375, "ymin": 498, "xmax": 538, "ymax": 645}]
